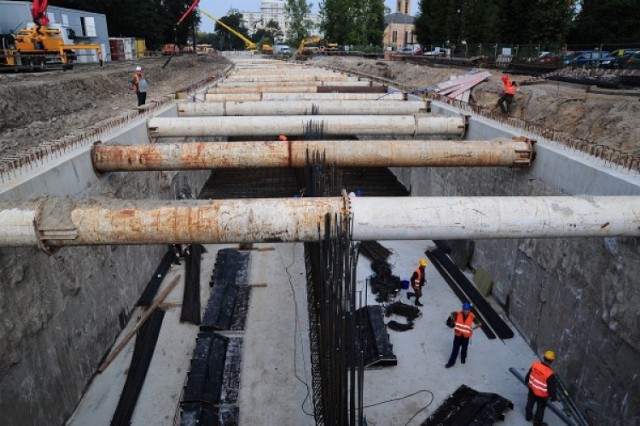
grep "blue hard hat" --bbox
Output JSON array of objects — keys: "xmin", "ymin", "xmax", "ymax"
[{"xmin": 462, "ymin": 302, "xmax": 471, "ymax": 310}]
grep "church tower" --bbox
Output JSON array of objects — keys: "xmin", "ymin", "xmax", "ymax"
[{"xmin": 396, "ymin": 0, "xmax": 410, "ymax": 14}]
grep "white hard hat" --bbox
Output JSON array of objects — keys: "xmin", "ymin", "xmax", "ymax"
[{"xmin": 136, "ymin": 66, "xmax": 142, "ymax": 71}]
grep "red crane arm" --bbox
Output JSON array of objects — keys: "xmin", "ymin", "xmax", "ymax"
[
  {"xmin": 176, "ymin": 0, "xmax": 200, "ymax": 26},
  {"xmin": 32, "ymin": 0, "xmax": 50, "ymax": 26}
]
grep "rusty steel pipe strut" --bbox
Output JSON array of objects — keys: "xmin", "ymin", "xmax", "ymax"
[
  {"xmin": 92, "ymin": 138, "xmax": 533, "ymax": 172},
  {"xmin": 1, "ymin": 196, "xmax": 639, "ymax": 251},
  {"xmin": 178, "ymin": 100, "xmax": 428, "ymax": 116},
  {"xmin": 147, "ymin": 115, "xmax": 465, "ymax": 138}
]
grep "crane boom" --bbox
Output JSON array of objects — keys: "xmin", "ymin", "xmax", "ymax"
[
  {"xmin": 31, "ymin": 0, "xmax": 50, "ymax": 26},
  {"xmin": 198, "ymin": 8, "xmax": 256, "ymax": 51}
]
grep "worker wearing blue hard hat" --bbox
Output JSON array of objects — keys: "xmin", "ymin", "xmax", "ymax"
[{"xmin": 445, "ymin": 302, "xmax": 482, "ymax": 368}]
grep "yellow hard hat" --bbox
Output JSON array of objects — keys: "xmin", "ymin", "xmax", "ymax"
[
  {"xmin": 419, "ymin": 258, "xmax": 427, "ymax": 267},
  {"xmin": 544, "ymin": 350, "xmax": 555, "ymax": 361}
]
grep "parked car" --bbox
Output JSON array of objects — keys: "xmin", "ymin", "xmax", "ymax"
[
  {"xmin": 598, "ymin": 50, "xmax": 639, "ymax": 69},
  {"xmin": 423, "ymin": 48, "xmax": 447, "ymax": 57},
  {"xmin": 563, "ymin": 50, "xmax": 609, "ymax": 67},
  {"xmin": 624, "ymin": 51, "xmax": 640, "ymax": 69}
]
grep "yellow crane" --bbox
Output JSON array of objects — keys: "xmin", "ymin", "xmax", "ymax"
[{"xmin": 198, "ymin": 8, "xmax": 257, "ymax": 51}]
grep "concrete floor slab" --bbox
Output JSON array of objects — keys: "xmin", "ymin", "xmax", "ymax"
[{"xmin": 69, "ymin": 240, "xmax": 568, "ymax": 426}]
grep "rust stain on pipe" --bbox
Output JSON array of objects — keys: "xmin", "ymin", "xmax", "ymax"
[{"xmin": 92, "ymin": 138, "xmax": 533, "ymax": 172}]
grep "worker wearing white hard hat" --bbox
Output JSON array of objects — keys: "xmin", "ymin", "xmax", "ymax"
[{"xmin": 130, "ymin": 65, "xmax": 148, "ymax": 107}]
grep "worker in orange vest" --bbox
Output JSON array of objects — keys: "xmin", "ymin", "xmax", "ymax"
[
  {"xmin": 407, "ymin": 258, "xmax": 427, "ymax": 307},
  {"xmin": 525, "ymin": 350, "xmax": 558, "ymax": 425},
  {"xmin": 497, "ymin": 73, "xmax": 518, "ymax": 114},
  {"xmin": 130, "ymin": 66, "xmax": 148, "ymax": 107},
  {"xmin": 445, "ymin": 302, "xmax": 482, "ymax": 368}
]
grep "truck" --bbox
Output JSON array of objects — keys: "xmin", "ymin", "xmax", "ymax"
[
  {"xmin": 0, "ymin": 0, "xmax": 102, "ymax": 71},
  {"xmin": 273, "ymin": 44, "xmax": 291, "ymax": 54}
]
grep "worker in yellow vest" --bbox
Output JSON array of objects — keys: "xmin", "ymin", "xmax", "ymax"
[
  {"xmin": 445, "ymin": 302, "xmax": 482, "ymax": 368},
  {"xmin": 525, "ymin": 350, "xmax": 558, "ymax": 425}
]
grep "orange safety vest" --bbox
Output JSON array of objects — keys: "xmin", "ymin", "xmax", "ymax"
[
  {"xmin": 133, "ymin": 73, "xmax": 141, "ymax": 91},
  {"xmin": 528, "ymin": 361, "xmax": 554, "ymax": 397},
  {"xmin": 454, "ymin": 311, "xmax": 475, "ymax": 338},
  {"xmin": 503, "ymin": 78, "xmax": 516, "ymax": 95},
  {"xmin": 412, "ymin": 267, "xmax": 422, "ymax": 291}
]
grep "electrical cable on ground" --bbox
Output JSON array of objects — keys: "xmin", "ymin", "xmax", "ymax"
[
  {"xmin": 355, "ymin": 389, "xmax": 435, "ymax": 426},
  {"xmin": 279, "ymin": 242, "xmax": 314, "ymax": 417}
]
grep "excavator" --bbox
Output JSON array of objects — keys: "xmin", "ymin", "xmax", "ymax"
[
  {"xmin": 297, "ymin": 37, "xmax": 338, "ymax": 55},
  {"xmin": 0, "ymin": 0, "xmax": 102, "ymax": 71}
]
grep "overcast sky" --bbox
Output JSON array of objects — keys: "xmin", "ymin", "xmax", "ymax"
[{"xmin": 197, "ymin": 0, "xmax": 419, "ymax": 33}]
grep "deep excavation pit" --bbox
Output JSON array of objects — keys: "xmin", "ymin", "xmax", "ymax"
[{"xmin": 0, "ymin": 56, "xmax": 638, "ymax": 426}]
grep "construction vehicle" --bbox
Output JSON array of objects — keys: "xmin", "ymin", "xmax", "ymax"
[
  {"xmin": 298, "ymin": 36, "xmax": 322, "ymax": 54},
  {"xmin": 0, "ymin": 0, "xmax": 102, "ymax": 71},
  {"xmin": 297, "ymin": 37, "xmax": 339, "ymax": 55},
  {"xmin": 198, "ymin": 8, "xmax": 257, "ymax": 51}
]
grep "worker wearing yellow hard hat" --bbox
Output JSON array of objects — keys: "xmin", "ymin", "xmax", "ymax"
[
  {"xmin": 525, "ymin": 350, "xmax": 558, "ymax": 425},
  {"xmin": 407, "ymin": 258, "xmax": 428, "ymax": 307}
]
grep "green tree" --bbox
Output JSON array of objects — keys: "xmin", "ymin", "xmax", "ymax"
[
  {"xmin": 569, "ymin": 0, "xmax": 640, "ymax": 44},
  {"xmin": 321, "ymin": 0, "xmax": 384, "ymax": 46},
  {"xmin": 414, "ymin": 0, "xmax": 458, "ymax": 47},
  {"xmin": 363, "ymin": 0, "xmax": 385, "ymax": 46},
  {"xmin": 320, "ymin": 0, "xmax": 351, "ymax": 45},
  {"xmin": 460, "ymin": 0, "xmax": 499, "ymax": 44},
  {"xmin": 214, "ymin": 13, "xmax": 250, "ymax": 50},
  {"xmin": 494, "ymin": 0, "xmax": 534, "ymax": 44},
  {"xmin": 528, "ymin": 0, "xmax": 574, "ymax": 48},
  {"xmin": 285, "ymin": 0, "xmax": 314, "ymax": 46},
  {"xmin": 252, "ymin": 19, "xmax": 283, "ymax": 44}
]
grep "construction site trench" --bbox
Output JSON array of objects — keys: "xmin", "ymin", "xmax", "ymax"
[{"xmin": 0, "ymin": 53, "xmax": 639, "ymax": 426}]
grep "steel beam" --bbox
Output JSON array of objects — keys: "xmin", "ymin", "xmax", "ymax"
[
  {"xmin": 2, "ymin": 196, "xmax": 639, "ymax": 250},
  {"xmin": 213, "ymin": 80, "xmax": 375, "ymax": 88},
  {"xmin": 92, "ymin": 139, "xmax": 533, "ymax": 172},
  {"xmin": 147, "ymin": 115, "xmax": 465, "ymax": 138},
  {"xmin": 178, "ymin": 100, "xmax": 428, "ymax": 116}
]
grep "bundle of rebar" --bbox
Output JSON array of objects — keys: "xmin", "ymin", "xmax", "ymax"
[
  {"xmin": 181, "ymin": 244, "xmax": 204, "ymax": 325},
  {"xmin": 201, "ymin": 249, "xmax": 250, "ymax": 331},
  {"xmin": 111, "ymin": 309, "xmax": 165, "ymax": 426},
  {"xmin": 137, "ymin": 246, "xmax": 176, "ymax": 306}
]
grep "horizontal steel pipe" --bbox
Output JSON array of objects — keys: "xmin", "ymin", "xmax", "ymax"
[
  {"xmin": 147, "ymin": 115, "xmax": 465, "ymax": 138},
  {"xmin": 350, "ymin": 196, "xmax": 640, "ymax": 240},
  {"xmin": 92, "ymin": 139, "xmax": 532, "ymax": 172},
  {"xmin": 224, "ymin": 75, "xmax": 358, "ymax": 83},
  {"xmin": 2, "ymin": 196, "xmax": 639, "ymax": 249},
  {"xmin": 205, "ymin": 92, "xmax": 406, "ymax": 102},
  {"xmin": 208, "ymin": 85, "xmax": 384, "ymax": 94},
  {"xmin": 178, "ymin": 100, "xmax": 428, "ymax": 116},
  {"xmin": 214, "ymin": 80, "xmax": 373, "ymax": 88}
]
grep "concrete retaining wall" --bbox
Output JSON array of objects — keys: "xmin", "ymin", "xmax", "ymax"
[
  {"xmin": 0, "ymin": 105, "xmax": 210, "ymax": 425},
  {"xmin": 392, "ymin": 102, "xmax": 640, "ymax": 425}
]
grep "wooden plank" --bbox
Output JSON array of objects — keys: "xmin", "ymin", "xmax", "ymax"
[{"xmin": 98, "ymin": 274, "xmax": 181, "ymax": 373}]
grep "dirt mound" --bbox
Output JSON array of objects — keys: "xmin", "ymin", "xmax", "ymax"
[
  {"xmin": 318, "ymin": 56, "xmax": 640, "ymax": 156},
  {"xmin": 0, "ymin": 54, "xmax": 229, "ymax": 158}
]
